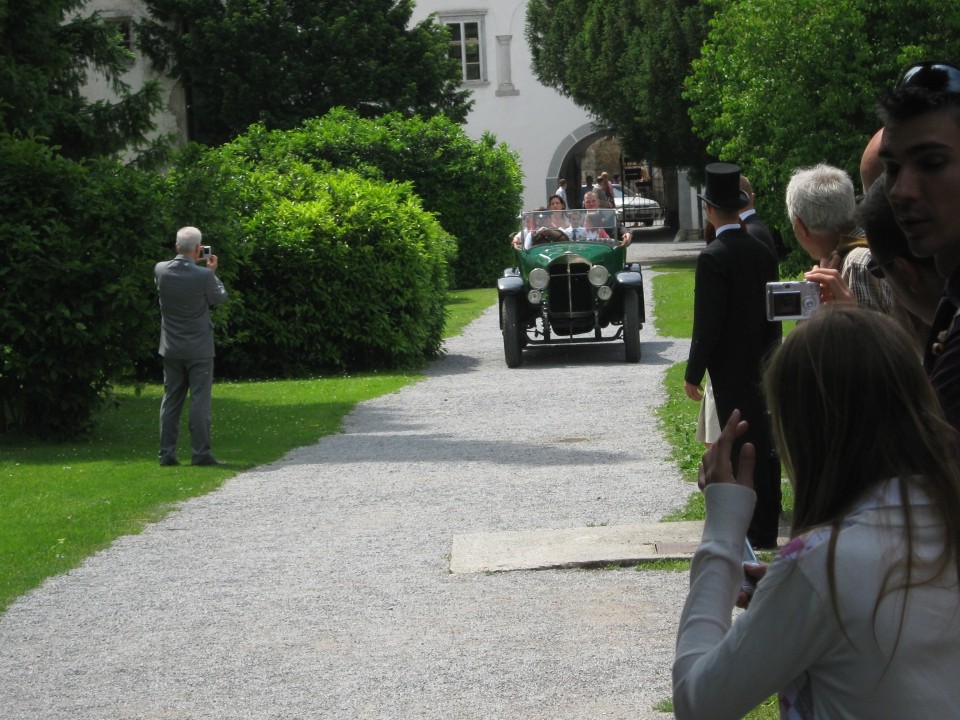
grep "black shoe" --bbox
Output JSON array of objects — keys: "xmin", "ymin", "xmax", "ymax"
[
  {"xmin": 159, "ymin": 458, "xmax": 180, "ymax": 467},
  {"xmin": 192, "ymin": 457, "xmax": 225, "ymax": 466}
]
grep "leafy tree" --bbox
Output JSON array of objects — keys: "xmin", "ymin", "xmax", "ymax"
[
  {"xmin": 685, "ymin": 0, "xmax": 960, "ymax": 260},
  {"xmin": 0, "ymin": 0, "xmax": 162, "ymax": 159},
  {"xmin": 0, "ymin": 138, "xmax": 168, "ymax": 438},
  {"xmin": 137, "ymin": 0, "xmax": 473, "ymax": 146},
  {"xmin": 525, "ymin": 0, "xmax": 713, "ymax": 171}
]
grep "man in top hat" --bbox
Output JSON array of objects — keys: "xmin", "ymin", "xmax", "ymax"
[{"xmin": 685, "ymin": 162, "xmax": 783, "ymax": 549}]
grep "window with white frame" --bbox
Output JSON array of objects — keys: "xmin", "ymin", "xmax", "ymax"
[{"xmin": 443, "ymin": 15, "xmax": 485, "ymax": 83}]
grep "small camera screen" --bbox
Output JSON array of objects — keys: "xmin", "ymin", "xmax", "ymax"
[{"xmin": 772, "ymin": 291, "xmax": 802, "ymax": 316}]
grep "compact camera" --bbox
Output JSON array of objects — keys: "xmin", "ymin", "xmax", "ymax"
[
  {"xmin": 765, "ymin": 281, "xmax": 820, "ymax": 321},
  {"xmin": 202, "ymin": 245, "xmax": 212, "ymax": 259}
]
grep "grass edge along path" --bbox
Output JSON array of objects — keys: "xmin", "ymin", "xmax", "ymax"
[
  {"xmin": 650, "ymin": 260, "xmax": 783, "ymax": 720},
  {"xmin": 0, "ymin": 288, "xmax": 496, "ymax": 615}
]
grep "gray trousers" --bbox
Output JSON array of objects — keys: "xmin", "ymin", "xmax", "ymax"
[{"xmin": 159, "ymin": 357, "xmax": 215, "ymax": 464}]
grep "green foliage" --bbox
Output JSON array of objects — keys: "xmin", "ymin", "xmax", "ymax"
[
  {"xmin": 0, "ymin": 136, "xmax": 167, "ymax": 438},
  {"xmin": 0, "ymin": 1, "xmax": 162, "ymax": 159},
  {"xmin": 526, "ymin": 0, "xmax": 714, "ymax": 170},
  {"xmin": 235, "ymin": 173, "xmax": 454, "ymax": 375},
  {"xmin": 219, "ymin": 110, "xmax": 522, "ymax": 289},
  {"xmin": 650, "ymin": 260, "xmax": 696, "ymax": 337},
  {"xmin": 137, "ymin": 0, "xmax": 473, "ymax": 147},
  {"xmin": 655, "ymin": 695, "xmax": 780, "ymax": 719},
  {"xmin": 686, "ymin": 0, "xmax": 960, "ymax": 247},
  {"xmin": 657, "ymin": 362, "xmax": 704, "ymax": 485},
  {"xmin": 166, "ymin": 136, "xmax": 457, "ymax": 376}
]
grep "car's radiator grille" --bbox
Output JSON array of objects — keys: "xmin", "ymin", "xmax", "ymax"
[{"xmin": 548, "ymin": 262, "xmax": 592, "ymax": 315}]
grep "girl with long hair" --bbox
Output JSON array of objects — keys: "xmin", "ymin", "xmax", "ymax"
[{"xmin": 673, "ymin": 305, "xmax": 960, "ymax": 719}]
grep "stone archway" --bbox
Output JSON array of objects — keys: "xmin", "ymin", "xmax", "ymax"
[
  {"xmin": 544, "ymin": 125, "xmax": 682, "ymax": 229},
  {"xmin": 544, "ymin": 123, "xmax": 606, "ymax": 207}
]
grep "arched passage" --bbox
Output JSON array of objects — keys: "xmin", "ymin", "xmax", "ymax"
[{"xmin": 543, "ymin": 122, "xmax": 605, "ymax": 206}]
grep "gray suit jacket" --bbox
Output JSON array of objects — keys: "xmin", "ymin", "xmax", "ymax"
[{"xmin": 155, "ymin": 255, "xmax": 228, "ymax": 359}]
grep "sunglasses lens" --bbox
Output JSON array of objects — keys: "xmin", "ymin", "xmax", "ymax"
[{"xmin": 898, "ymin": 62, "xmax": 960, "ymax": 94}]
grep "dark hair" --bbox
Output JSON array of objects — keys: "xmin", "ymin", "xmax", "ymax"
[
  {"xmin": 547, "ymin": 194, "xmax": 567, "ymax": 209},
  {"xmin": 877, "ymin": 62, "xmax": 960, "ymax": 124}
]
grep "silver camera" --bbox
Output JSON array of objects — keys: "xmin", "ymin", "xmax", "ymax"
[{"xmin": 765, "ymin": 281, "xmax": 820, "ymax": 321}]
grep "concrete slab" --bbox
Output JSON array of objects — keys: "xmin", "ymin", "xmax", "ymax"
[{"xmin": 450, "ymin": 521, "xmax": 705, "ymax": 574}]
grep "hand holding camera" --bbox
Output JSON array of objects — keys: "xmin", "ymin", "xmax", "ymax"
[
  {"xmin": 200, "ymin": 245, "xmax": 219, "ymax": 272},
  {"xmin": 803, "ymin": 267, "xmax": 856, "ymax": 306}
]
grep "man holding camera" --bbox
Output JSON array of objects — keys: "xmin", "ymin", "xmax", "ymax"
[
  {"xmin": 786, "ymin": 163, "xmax": 892, "ymax": 313},
  {"xmin": 155, "ymin": 226, "xmax": 228, "ymax": 467},
  {"xmin": 684, "ymin": 163, "xmax": 782, "ymax": 549}
]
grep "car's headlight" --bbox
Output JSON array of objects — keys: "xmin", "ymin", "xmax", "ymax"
[
  {"xmin": 588, "ymin": 265, "xmax": 610, "ymax": 286},
  {"xmin": 597, "ymin": 286, "xmax": 613, "ymax": 301},
  {"xmin": 529, "ymin": 267, "xmax": 549, "ymax": 289},
  {"xmin": 527, "ymin": 289, "xmax": 542, "ymax": 304}
]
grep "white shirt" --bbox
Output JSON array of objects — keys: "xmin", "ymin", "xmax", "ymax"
[{"xmin": 674, "ymin": 481, "xmax": 960, "ymax": 720}]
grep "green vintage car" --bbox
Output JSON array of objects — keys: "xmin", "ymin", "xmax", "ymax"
[{"xmin": 497, "ymin": 208, "xmax": 645, "ymax": 368}]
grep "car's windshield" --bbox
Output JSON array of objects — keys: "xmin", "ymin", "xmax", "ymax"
[{"xmin": 518, "ymin": 208, "xmax": 620, "ymax": 244}]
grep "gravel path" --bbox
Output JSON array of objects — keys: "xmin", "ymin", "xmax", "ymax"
[{"xmin": 0, "ymin": 240, "xmax": 702, "ymax": 720}]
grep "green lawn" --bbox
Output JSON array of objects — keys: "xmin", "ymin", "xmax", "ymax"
[
  {"xmin": 650, "ymin": 261, "xmax": 787, "ymax": 720},
  {"xmin": 0, "ymin": 288, "xmax": 496, "ymax": 614}
]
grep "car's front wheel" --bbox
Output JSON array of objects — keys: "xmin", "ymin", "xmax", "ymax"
[
  {"xmin": 623, "ymin": 288, "xmax": 641, "ymax": 363},
  {"xmin": 502, "ymin": 295, "xmax": 524, "ymax": 368}
]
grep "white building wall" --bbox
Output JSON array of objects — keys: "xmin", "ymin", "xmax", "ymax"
[
  {"xmin": 410, "ymin": 1, "xmax": 597, "ymax": 211},
  {"xmin": 79, "ymin": 0, "xmax": 188, "ymax": 154}
]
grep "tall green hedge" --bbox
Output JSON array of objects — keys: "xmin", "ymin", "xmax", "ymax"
[
  {"xmin": 223, "ymin": 109, "xmax": 523, "ymax": 288},
  {"xmin": 0, "ymin": 137, "xmax": 166, "ymax": 438}
]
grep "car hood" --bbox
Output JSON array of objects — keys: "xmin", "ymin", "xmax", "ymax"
[
  {"xmin": 518, "ymin": 241, "xmax": 625, "ymax": 279},
  {"xmin": 522, "ymin": 241, "xmax": 623, "ymax": 266}
]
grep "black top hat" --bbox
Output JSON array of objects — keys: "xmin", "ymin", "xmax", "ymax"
[{"xmin": 698, "ymin": 163, "xmax": 749, "ymax": 211}]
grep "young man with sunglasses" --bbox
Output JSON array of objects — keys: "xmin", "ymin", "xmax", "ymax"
[{"xmin": 879, "ymin": 61, "xmax": 960, "ymax": 431}]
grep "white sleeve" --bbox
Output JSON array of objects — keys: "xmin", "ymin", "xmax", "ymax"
[{"xmin": 672, "ymin": 484, "xmax": 834, "ymax": 720}]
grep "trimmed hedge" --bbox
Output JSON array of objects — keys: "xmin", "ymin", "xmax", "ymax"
[
  {"xmin": 209, "ymin": 160, "xmax": 456, "ymax": 376},
  {"xmin": 223, "ymin": 109, "xmax": 523, "ymax": 288}
]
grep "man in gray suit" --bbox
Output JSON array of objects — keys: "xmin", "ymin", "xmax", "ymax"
[{"xmin": 155, "ymin": 226, "xmax": 228, "ymax": 466}]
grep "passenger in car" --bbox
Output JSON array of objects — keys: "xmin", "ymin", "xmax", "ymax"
[
  {"xmin": 583, "ymin": 211, "xmax": 612, "ymax": 240},
  {"xmin": 583, "ymin": 191, "xmax": 632, "ymax": 247},
  {"xmin": 563, "ymin": 210, "xmax": 585, "ymax": 241}
]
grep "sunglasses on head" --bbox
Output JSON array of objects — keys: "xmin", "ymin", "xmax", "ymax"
[{"xmin": 897, "ymin": 62, "xmax": 960, "ymax": 95}]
